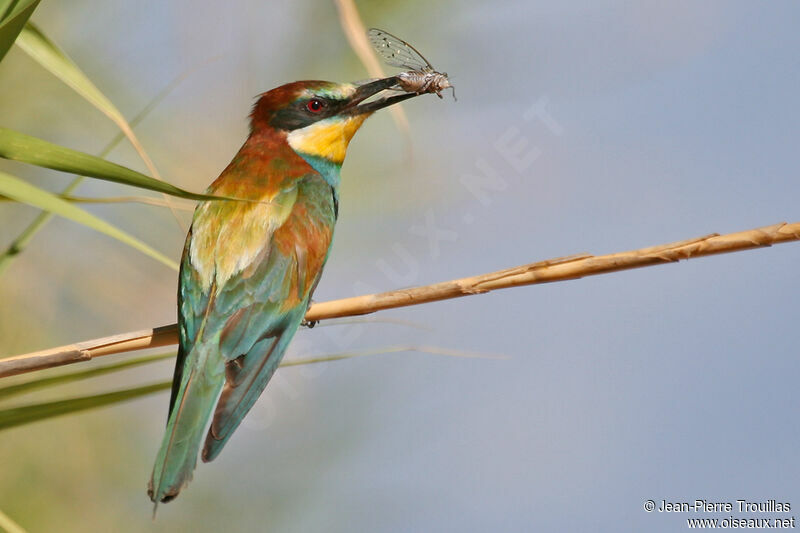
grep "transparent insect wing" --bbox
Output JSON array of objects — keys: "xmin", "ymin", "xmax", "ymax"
[{"xmin": 367, "ymin": 28, "xmax": 434, "ymax": 71}]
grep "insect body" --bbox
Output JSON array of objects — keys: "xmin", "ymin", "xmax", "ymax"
[
  {"xmin": 368, "ymin": 28, "xmax": 455, "ymax": 100},
  {"xmin": 396, "ymin": 70, "xmax": 453, "ymax": 99}
]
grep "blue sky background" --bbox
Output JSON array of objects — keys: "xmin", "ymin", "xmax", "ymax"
[{"xmin": 0, "ymin": 1, "xmax": 798, "ymax": 531}]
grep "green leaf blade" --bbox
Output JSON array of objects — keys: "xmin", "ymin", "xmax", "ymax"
[
  {"xmin": 15, "ymin": 22, "xmax": 126, "ymax": 127},
  {"xmin": 0, "ymin": 345, "xmax": 498, "ymax": 430},
  {"xmin": 0, "ymin": 70, "xmax": 192, "ymax": 276},
  {"xmin": 0, "ymin": 170, "xmax": 179, "ymax": 270},
  {"xmin": 0, "ymin": 352, "xmax": 176, "ymax": 400},
  {"xmin": 0, "ymin": 0, "xmax": 39, "ymax": 62},
  {"xmin": 0, "ymin": 127, "xmax": 219, "ymax": 201},
  {"xmin": 0, "ymin": 382, "xmax": 170, "ymax": 430}
]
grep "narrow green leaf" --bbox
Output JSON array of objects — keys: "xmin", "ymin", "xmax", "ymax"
[
  {"xmin": 0, "ymin": 128, "xmax": 228, "ymax": 202},
  {"xmin": 0, "ymin": 171, "xmax": 179, "ymax": 270},
  {"xmin": 0, "ymin": 0, "xmax": 39, "ymax": 62},
  {"xmin": 15, "ymin": 22, "xmax": 128, "ymax": 131},
  {"xmin": 281, "ymin": 345, "xmax": 507, "ymax": 366},
  {"xmin": 0, "ymin": 352, "xmax": 175, "ymax": 400},
  {"xmin": 14, "ymin": 22, "xmax": 176, "ymax": 226},
  {"xmin": 0, "ymin": 346, "xmax": 503, "ymax": 430},
  {"xmin": 0, "ymin": 382, "xmax": 170, "ymax": 430},
  {"xmin": 0, "ymin": 70, "xmax": 192, "ymax": 276},
  {"xmin": 0, "ymin": 507, "xmax": 28, "ymax": 533}
]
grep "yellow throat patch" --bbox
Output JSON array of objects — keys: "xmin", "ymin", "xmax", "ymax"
[{"xmin": 286, "ymin": 114, "xmax": 369, "ymax": 164}]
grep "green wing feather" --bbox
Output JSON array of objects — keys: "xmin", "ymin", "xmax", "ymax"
[
  {"xmin": 203, "ymin": 176, "xmax": 337, "ymax": 459},
  {"xmin": 149, "ymin": 174, "xmax": 335, "ymax": 504}
]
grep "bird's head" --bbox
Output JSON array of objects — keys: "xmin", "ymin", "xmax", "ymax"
[{"xmin": 249, "ymin": 78, "xmax": 410, "ymax": 167}]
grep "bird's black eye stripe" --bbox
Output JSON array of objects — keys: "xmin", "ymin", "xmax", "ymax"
[
  {"xmin": 302, "ymin": 96, "xmax": 350, "ymax": 118},
  {"xmin": 271, "ymin": 96, "xmax": 346, "ymax": 131}
]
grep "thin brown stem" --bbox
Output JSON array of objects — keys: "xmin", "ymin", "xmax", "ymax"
[
  {"xmin": 333, "ymin": 0, "xmax": 412, "ymax": 140},
  {"xmin": 1, "ymin": 221, "xmax": 798, "ymax": 378}
]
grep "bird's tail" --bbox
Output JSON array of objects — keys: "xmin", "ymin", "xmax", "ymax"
[{"xmin": 148, "ymin": 343, "xmax": 223, "ymax": 504}]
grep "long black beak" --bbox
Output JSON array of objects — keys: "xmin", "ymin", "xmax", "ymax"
[{"xmin": 345, "ymin": 76, "xmax": 418, "ymax": 115}]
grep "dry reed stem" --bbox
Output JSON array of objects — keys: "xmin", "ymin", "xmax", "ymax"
[
  {"xmin": 102, "ymin": 103, "xmax": 186, "ymax": 232},
  {"xmin": 333, "ymin": 0, "xmax": 412, "ymax": 138},
  {"xmin": 59, "ymin": 195, "xmax": 196, "ymax": 210},
  {"xmin": 1, "ymin": 221, "xmax": 798, "ymax": 378}
]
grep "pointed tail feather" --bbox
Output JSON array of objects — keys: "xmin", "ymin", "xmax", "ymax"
[
  {"xmin": 201, "ymin": 327, "xmax": 296, "ymax": 462},
  {"xmin": 148, "ymin": 344, "xmax": 223, "ymax": 503}
]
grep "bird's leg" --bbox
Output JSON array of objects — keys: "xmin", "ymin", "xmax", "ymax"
[{"xmin": 301, "ymin": 299, "xmax": 318, "ymax": 328}]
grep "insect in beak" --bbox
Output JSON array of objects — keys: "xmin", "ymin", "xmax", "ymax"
[{"xmin": 368, "ymin": 28, "xmax": 456, "ymax": 101}]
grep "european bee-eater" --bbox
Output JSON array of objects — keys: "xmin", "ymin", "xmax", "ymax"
[{"xmin": 148, "ymin": 77, "xmax": 413, "ymax": 503}]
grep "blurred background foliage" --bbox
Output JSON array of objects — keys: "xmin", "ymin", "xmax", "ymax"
[{"xmin": 1, "ymin": 1, "xmax": 799, "ymax": 532}]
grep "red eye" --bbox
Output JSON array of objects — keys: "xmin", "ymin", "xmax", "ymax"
[{"xmin": 306, "ymin": 98, "xmax": 323, "ymax": 113}]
